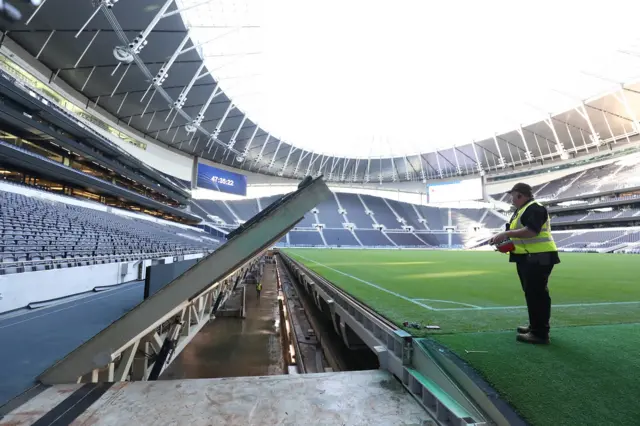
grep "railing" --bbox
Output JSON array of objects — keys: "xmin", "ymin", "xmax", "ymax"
[{"xmin": 0, "ymin": 249, "xmax": 213, "ymax": 273}]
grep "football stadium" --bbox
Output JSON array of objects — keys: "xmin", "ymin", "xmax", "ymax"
[{"xmin": 0, "ymin": 1, "xmax": 640, "ymax": 425}]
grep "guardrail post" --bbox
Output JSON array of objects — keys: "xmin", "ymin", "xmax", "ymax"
[{"xmin": 394, "ymin": 329, "xmax": 413, "ymax": 366}]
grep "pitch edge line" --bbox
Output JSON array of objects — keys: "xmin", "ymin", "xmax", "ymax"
[
  {"xmin": 413, "ymin": 298, "xmax": 481, "ymax": 308},
  {"xmin": 292, "ymin": 254, "xmax": 437, "ymax": 311},
  {"xmin": 435, "ymin": 300, "xmax": 640, "ymax": 312}
]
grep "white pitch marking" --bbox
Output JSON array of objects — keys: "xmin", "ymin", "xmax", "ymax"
[
  {"xmin": 435, "ymin": 300, "xmax": 640, "ymax": 312},
  {"xmin": 413, "ymin": 299, "xmax": 481, "ymax": 309},
  {"xmin": 292, "ymin": 254, "xmax": 437, "ymax": 311}
]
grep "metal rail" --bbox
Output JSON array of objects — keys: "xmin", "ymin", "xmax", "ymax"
[
  {"xmin": 0, "ymin": 249, "xmax": 211, "ymax": 272},
  {"xmin": 281, "ymin": 252, "xmax": 398, "ymax": 332}
]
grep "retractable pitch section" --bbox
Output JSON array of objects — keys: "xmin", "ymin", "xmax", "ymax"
[{"xmin": 38, "ymin": 177, "xmax": 332, "ymax": 385}]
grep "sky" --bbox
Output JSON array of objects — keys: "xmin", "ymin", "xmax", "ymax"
[{"xmin": 177, "ymin": 0, "xmax": 640, "ymax": 158}]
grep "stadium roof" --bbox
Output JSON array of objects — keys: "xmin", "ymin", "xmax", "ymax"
[{"xmin": 3, "ymin": 0, "xmax": 640, "ymax": 183}]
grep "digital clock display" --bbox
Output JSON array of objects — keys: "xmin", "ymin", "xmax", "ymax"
[{"xmin": 197, "ymin": 162, "xmax": 247, "ymax": 196}]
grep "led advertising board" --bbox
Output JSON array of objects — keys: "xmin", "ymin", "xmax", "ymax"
[{"xmin": 196, "ymin": 162, "xmax": 247, "ymax": 196}]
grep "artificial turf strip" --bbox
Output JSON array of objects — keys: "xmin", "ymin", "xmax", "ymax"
[
  {"xmin": 285, "ymin": 249, "xmax": 640, "ymax": 336},
  {"xmin": 434, "ymin": 323, "xmax": 640, "ymax": 426}
]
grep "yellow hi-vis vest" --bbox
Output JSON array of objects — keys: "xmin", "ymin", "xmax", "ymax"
[{"xmin": 509, "ymin": 200, "xmax": 558, "ymax": 254}]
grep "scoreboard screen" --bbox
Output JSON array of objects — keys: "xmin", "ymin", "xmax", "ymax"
[
  {"xmin": 426, "ymin": 178, "xmax": 483, "ymax": 203},
  {"xmin": 196, "ymin": 162, "xmax": 247, "ymax": 196}
]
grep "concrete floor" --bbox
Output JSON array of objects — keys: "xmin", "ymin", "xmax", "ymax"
[
  {"xmin": 162, "ymin": 264, "xmax": 285, "ymax": 379},
  {"xmin": 0, "ymin": 281, "xmax": 144, "ymax": 407},
  {"xmin": 2, "ymin": 370, "xmax": 433, "ymax": 425}
]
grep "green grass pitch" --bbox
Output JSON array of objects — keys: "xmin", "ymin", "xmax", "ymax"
[{"xmin": 285, "ymin": 248, "xmax": 640, "ymax": 426}]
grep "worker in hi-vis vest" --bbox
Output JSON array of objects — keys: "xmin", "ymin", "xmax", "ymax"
[
  {"xmin": 490, "ymin": 183, "xmax": 560, "ymax": 345},
  {"xmin": 256, "ymin": 281, "xmax": 262, "ymax": 300}
]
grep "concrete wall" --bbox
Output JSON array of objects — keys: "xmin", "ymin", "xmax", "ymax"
[
  {"xmin": 0, "ymin": 253, "xmax": 207, "ymax": 313},
  {"xmin": 0, "ymin": 260, "xmax": 144, "ymax": 313}
]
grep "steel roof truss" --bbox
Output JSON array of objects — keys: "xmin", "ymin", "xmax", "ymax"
[
  {"xmin": 615, "ymin": 87, "xmax": 640, "ymax": 132},
  {"xmin": 279, "ymin": 145, "xmax": 297, "ymax": 176},
  {"xmin": 575, "ymin": 102, "xmax": 600, "ymax": 145},
  {"xmin": 35, "ymin": 30, "xmax": 55, "ymax": 59},
  {"xmin": 450, "ymin": 147, "xmax": 462, "ymax": 175},
  {"xmin": 365, "ymin": 156, "xmax": 371, "ymax": 183},
  {"xmin": 268, "ymin": 139, "xmax": 283, "ymax": 170},
  {"xmin": 228, "ymin": 113, "xmax": 248, "ymax": 150},
  {"xmin": 491, "ymin": 135, "xmax": 506, "ymax": 168},
  {"xmin": 305, "ymin": 152, "xmax": 316, "ymax": 177},
  {"xmin": 173, "ymin": 62, "xmax": 206, "ymax": 110},
  {"xmin": 418, "ymin": 153, "xmax": 426, "ymax": 182},
  {"xmin": 252, "ymin": 133, "xmax": 270, "ymax": 168},
  {"xmin": 352, "ymin": 158, "xmax": 360, "ymax": 182},
  {"xmin": 471, "ymin": 142, "xmax": 483, "ymax": 171},
  {"xmin": 212, "ymin": 102, "xmax": 235, "ymax": 139},
  {"xmin": 341, "ymin": 158, "xmax": 350, "ymax": 181},
  {"xmin": 26, "ymin": 0, "xmax": 48, "ymax": 26},
  {"xmin": 403, "ymin": 156, "xmax": 411, "ymax": 180},
  {"xmin": 434, "ymin": 150, "xmax": 444, "ymax": 178},
  {"xmin": 74, "ymin": 30, "xmax": 101, "ymax": 69},
  {"xmin": 238, "ymin": 125, "xmax": 259, "ymax": 163},
  {"xmin": 293, "ymin": 150, "xmax": 307, "ymax": 176}
]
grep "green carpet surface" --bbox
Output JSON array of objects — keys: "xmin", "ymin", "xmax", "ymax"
[{"xmin": 435, "ymin": 323, "xmax": 640, "ymax": 426}]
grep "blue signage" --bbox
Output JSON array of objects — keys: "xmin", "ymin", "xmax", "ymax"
[{"xmin": 196, "ymin": 162, "xmax": 247, "ymax": 196}]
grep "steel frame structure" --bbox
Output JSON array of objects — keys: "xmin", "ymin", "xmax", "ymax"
[
  {"xmin": 37, "ymin": 176, "xmax": 332, "ymax": 385},
  {"xmin": 5, "ymin": 1, "xmax": 640, "ymax": 185}
]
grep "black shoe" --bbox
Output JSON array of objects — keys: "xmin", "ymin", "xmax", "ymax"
[
  {"xmin": 517, "ymin": 325, "xmax": 530, "ymax": 334},
  {"xmin": 516, "ymin": 332, "xmax": 549, "ymax": 345}
]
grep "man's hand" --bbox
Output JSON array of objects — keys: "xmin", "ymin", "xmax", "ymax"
[{"xmin": 490, "ymin": 231, "xmax": 509, "ymax": 245}]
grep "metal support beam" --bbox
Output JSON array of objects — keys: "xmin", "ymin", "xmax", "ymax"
[
  {"xmin": 74, "ymin": 30, "xmax": 101, "ymax": 69},
  {"xmin": 173, "ymin": 62, "xmax": 206, "ymax": 109},
  {"xmin": 451, "ymin": 147, "xmax": 461, "ymax": 175},
  {"xmin": 615, "ymin": 87, "xmax": 640, "ymax": 133},
  {"xmin": 252, "ymin": 133, "xmax": 270, "ymax": 169},
  {"xmin": 76, "ymin": 4, "xmax": 103, "ymax": 38},
  {"xmin": 390, "ymin": 157, "xmax": 399, "ymax": 182},
  {"xmin": 38, "ymin": 178, "xmax": 332, "ymax": 385},
  {"xmin": 116, "ymin": 91, "xmax": 129, "ymax": 114},
  {"xmin": 491, "ymin": 135, "xmax": 505, "ymax": 168},
  {"xmin": 111, "ymin": 63, "xmax": 131, "ymax": 98},
  {"xmin": 471, "ymin": 142, "xmax": 482, "ymax": 172},
  {"xmin": 365, "ymin": 156, "xmax": 371, "ymax": 182},
  {"xmin": 352, "ymin": 158, "xmax": 360, "ymax": 182},
  {"xmin": 26, "ymin": 0, "xmax": 48, "ymax": 25},
  {"xmin": 575, "ymin": 103, "xmax": 600, "ymax": 144},
  {"xmin": 228, "ymin": 114, "xmax": 248, "ymax": 150},
  {"xmin": 81, "ymin": 66, "xmax": 96, "ymax": 91},
  {"xmin": 516, "ymin": 127, "xmax": 533, "ymax": 163},
  {"xmin": 268, "ymin": 140, "xmax": 283, "ymax": 170},
  {"xmin": 293, "ymin": 150, "xmax": 310, "ymax": 177},
  {"xmin": 280, "ymin": 146, "xmax": 296, "ymax": 176},
  {"xmin": 239, "ymin": 125, "xmax": 259, "ymax": 163},
  {"xmin": 113, "ymin": 340, "xmax": 139, "ymax": 381},
  {"xmin": 213, "ymin": 102, "xmax": 234, "ymax": 138},
  {"xmin": 434, "ymin": 151, "xmax": 443, "ymax": 177},
  {"xmin": 153, "ymin": 34, "xmax": 191, "ymax": 86},
  {"xmin": 341, "ymin": 158, "xmax": 351, "ymax": 181},
  {"xmin": 36, "ymin": 30, "xmax": 55, "ymax": 59}
]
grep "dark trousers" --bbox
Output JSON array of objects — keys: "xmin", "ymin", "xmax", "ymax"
[{"xmin": 516, "ymin": 262, "xmax": 554, "ymax": 337}]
